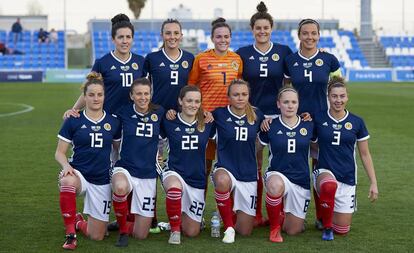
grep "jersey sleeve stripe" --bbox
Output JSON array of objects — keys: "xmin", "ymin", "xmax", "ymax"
[
  {"xmin": 357, "ymin": 135, "xmax": 370, "ymax": 141},
  {"xmin": 57, "ymin": 134, "xmax": 72, "ymax": 143}
]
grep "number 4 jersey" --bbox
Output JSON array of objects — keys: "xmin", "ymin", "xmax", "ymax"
[
  {"xmin": 161, "ymin": 114, "xmax": 215, "ymax": 189},
  {"xmin": 314, "ymin": 110, "xmax": 370, "ymax": 186},
  {"xmin": 58, "ymin": 111, "xmax": 121, "ymax": 185}
]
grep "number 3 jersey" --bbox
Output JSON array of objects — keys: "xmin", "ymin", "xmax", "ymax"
[
  {"xmin": 144, "ymin": 48, "xmax": 194, "ymax": 110},
  {"xmin": 259, "ymin": 116, "xmax": 314, "ymax": 189},
  {"xmin": 58, "ymin": 111, "xmax": 122, "ymax": 185},
  {"xmin": 314, "ymin": 110, "xmax": 370, "ymax": 186},
  {"xmin": 213, "ymin": 106, "xmax": 264, "ymax": 182},
  {"xmin": 161, "ymin": 114, "xmax": 215, "ymax": 189},
  {"xmin": 114, "ymin": 104, "xmax": 165, "ymax": 179},
  {"xmin": 284, "ymin": 51, "xmax": 340, "ymax": 116},
  {"xmin": 92, "ymin": 51, "xmax": 146, "ymax": 113}
]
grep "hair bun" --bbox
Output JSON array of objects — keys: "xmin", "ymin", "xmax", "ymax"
[
  {"xmin": 111, "ymin": 13, "xmax": 130, "ymax": 26},
  {"xmin": 86, "ymin": 71, "xmax": 103, "ymax": 82},
  {"xmin": 211, "ymin": 17, "xmax": 226, "ymax": 26},
  {"xmin": 257, "ymin": 1, "xmax": 268, "ymax": 13}
]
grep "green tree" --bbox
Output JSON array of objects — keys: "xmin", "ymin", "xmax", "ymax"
[{"xmin": 128, "ymin": 0, "xmax": 147, "ymax": 19}]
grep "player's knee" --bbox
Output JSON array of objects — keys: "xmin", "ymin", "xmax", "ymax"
[
  {"xmin": 237, "ymin": 226, "xmax": 252, "ymax": 236},
  {"xmin": 213, "ymin": 171, "xmax": 230, "ymax": 189},
  {"xmin": 333, "ymin": 223, "xmax": 350, "ymax": 235},
  {"xmin": 112, "ymin": 180, "xmax": 129, "ymax": 195},
  {"xmin": 89, "ymin": 232, "xmax": 105, "ymax": 241},
  {"xmin": 182, "ymin": 226, "xmax": 200, "ymax": 237},
  {"xmin": 59, "ymin": 175, "xmax": 77, "ymax": 187},
  {"xmin": 284, "ymin": 226, "xmax": 302, "ymax": 236},
  {"xmin": 266, "ymin": 177, "xmax": 284, "ymax": 197},
  {"xmin": 133, "ymin": 231, "xmax": 149, "ymax": 240}
]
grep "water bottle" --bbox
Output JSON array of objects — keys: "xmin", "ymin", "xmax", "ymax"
[{"xmin": 210, "ymin": 211, "xmax": 221, "ymax": 238}]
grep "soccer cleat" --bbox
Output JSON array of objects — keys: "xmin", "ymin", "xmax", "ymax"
[
  {"xmin": 222, "ymin": 227, "xmax": 235, "ymax": 244},
  {"xmin": 115, "ymin": 233, "xmax": 129, "ymax": 247},
  {"xmin": 200, "ymin": 217, "xmax": 206, "ymax": 231},
  {"xmin": 168, "ymin": 231, "xmax": 181, "ymax": 245},
  {"xmin": 269, "ymin": 227, "xmax": 283, "ymax": 243},
  {"xmin": 62, "ymin": 234, "xmax": 77, "ymax": 250},
  {"xmin": 75, "ymin": 213, "xmax": 85, "ymax": 231},
  {"xmin": 158, "ymin": 222, "xmax": 171, "ymax": 231},
  {"xmin": 149, "ymin": 226, "xmax": 161, "ymax": 234},
  {"xmin": 315, "ymin": 219, "xmax": 324, "ymax": 230},
  {"xmin": 107, "ymin": 220, "xmax": 119, "ymax": 231},
  {"xmin": 322, "ymin": 228, "xmax": 334, "ymax": 241}
]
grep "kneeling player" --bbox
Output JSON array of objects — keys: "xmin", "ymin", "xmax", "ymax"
[
  {"xmin": 259, "ymin": 86, "xmax": 314, "ymax": 242},
  {"xmin": 55, "ymin": 73, "xmax": 121, "ymax": 250},
  {"xmin": 212, "ymin": 80, "xmax": 264, "ymax": 243},
  {"xmin": 312, "ymin": 77, "xmax": 378, "ymax": 240},
  {"xmin": 161, "ymin": 86, "xmax": 215, "ymax": 244}
]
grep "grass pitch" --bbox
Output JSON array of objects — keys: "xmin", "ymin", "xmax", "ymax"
[{"xmin": 0, "ymin": 82, "xmax": 413, "ymax": 252}]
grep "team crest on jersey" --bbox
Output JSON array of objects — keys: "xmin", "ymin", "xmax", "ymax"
[
  {"xmin": 207, "ymin": 64, "xmax": 213, "ymax": 70},
  {"xmin": 259, "ymin": 56, "xmax": 269, "ymax": 63},
  {"xmin": 235, "ymin": 120, "xmax": 245, "ymax": 126},
  {"xmin": 345, "ymin": 122, "xmax": 353, "ymax": 130},
  {"xmin": 271, "ymin": 53, "xmax": 280, "ymax": 62},
  {"xmin": 315, "ymin": 59, "xmax": 324, "ymax": 67},
  {"xmin": 120, "ymin": 65, "xmax": 130, "ymax": 71},
  {"xmin": 91, "ymin": 125, "xmax": 101, "ymax": 131},
  {"xmin": 300, "ymin": 128, "xmax": 308, "ymax": 136},
  {"xmin": 104, "ymin": 123, "xmax": 111, "ymax": 131},
  {"xmin": 151, "ymin": 114, "xmax": 158, "ymax": 122},
  {"xmin": 182, "ymin": 61, "xmax": 189, "ymax": 69},
  {"xmin": 170, "ymin": 64, "xmax": 179, "ymax": 70},
  {"xmin": 231, "ymin": 61, "xmax": 239, "ymax": 70},
  {"xmin": 141, "ymin": 117, "xmax": 149, "ymax": 123},
  {"xmin": 286, "ymin": 131, "xmax": 296, "ymax": 137},
  {"xmin": 131, "ymin": 63, "xmax": 139, "ymax": 70},
  {"xmin": 303, "ymin": 62, "xmax": 312, "ymax": 68},
  {"xmin": 332, "ymin": 124, "xmax": 342, "ymax": 130},
  {"xmin": 185, "ymin": 127, "xmax": 195, "ymax": 134}
]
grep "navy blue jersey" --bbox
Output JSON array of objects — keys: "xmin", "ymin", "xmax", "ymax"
[
  {"xmin": 58, "ymin": 111, "xmax": 121, "ymax": 185},
  {"xmin": 161, "ymin": 114, "xmax": 214, "ymax": 189},
  {"xmin": 144, "ymin": 49, "xmax": 194, "ymax": 110},
  {"xmin": 213, "ymin": 106, "xmax": 264, "ymax": 182},
  {"xmin": 237, "ymin": 43, "xmax": 292, "ymax": 115},
  {"xmin": 284, "ymin": 51, "xmax": 340, "ymax": 116},
  {"xmin": 92, "ymin": 51, "xmax": 146, "ymax": 113},
  {"xmin": 314, "ymin": 110, "xmax": 370, "ymax": 186},
  {"xmin": 114, "ymin": 104, "xmax": 164, "ymax": 179},
  {"xmin": 259, "ymin": 116, "xmax": 314, "ymax": 189}
]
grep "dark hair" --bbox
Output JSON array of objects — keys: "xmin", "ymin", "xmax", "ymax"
[
  {"xmin": 327, "ymin": 76, "xmax": 347, "ymax": 94},
  {"xmin": 178, "ymin": 86, "xmax": 205, "ymax": 132},
  {"xmin": 297, "ymin": 18, "xmax": 320, "ymax": 36},
  {"xmin": 227, "ymin": 79, "xmax": 256, "ymax": 124},
  {"xmin": 160, "ymin": 18, "xmax": 182, "ymax": 48},
  {"xmin": 111, "ymin": 13, "xmax": 134, "ymax": 39},
  {"xmin": 82, "ymin": 72, "xmax": 104, "ymax": 95},
  {"xmin": 277, "ymin": 84, "xmax": 298, "ymax": 101},
  {"xmin": 130, "ymin": 77, "xmax": 159, "ymax": 112},
  {"xmin": 211, "ymin": 17, "xmax": 232, "ymax": 38},
  {"xmin": 250, "ymin": 2, "xmax": 273, "ymax": 29}
]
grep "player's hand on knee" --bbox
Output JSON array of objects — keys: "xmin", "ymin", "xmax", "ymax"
[
  {"xmin": 203, "ymin": 111, "xmax": 214, "ymax": 123},
  {"xmin": 166, "ymin": 109, "xmax": 177, "ymax": 120},
  {"xmin": 61, "ymin": 165, "xmax": 76, "ymax": 177},
  {"xmin": 63, "ymin": 108, "xmax": 80, "ymax": 119},
  {"xmin": 260, "ymin": 118, "xmax": 272, "ymax": 132}
]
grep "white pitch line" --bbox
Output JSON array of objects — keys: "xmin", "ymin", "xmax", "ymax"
[{"xmin": 0, "ymin": 103, "xmax": 35, "ymax": 117}]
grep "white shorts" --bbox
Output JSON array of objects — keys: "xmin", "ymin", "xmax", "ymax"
[
  {"xmin": 264, "ymin": 171, "xmax": 311, "ymax": 220},
  {"xmin": 74, "ymin": 169, "xmax": 111, "ymax": 222},
  {"xmin": 313, "ymin": 169, "xmax": 357, "ymax": 214},
  {"xmin": 162, "ymin": 171, "xmax": 205, "ymax": 223},
  {"xmin": 112, "ymin": 167, "xmax": 157, "ymax": 217},
  {"xmin": 212, "ymin": 167, "xmax": 257, "ymax": 216}
]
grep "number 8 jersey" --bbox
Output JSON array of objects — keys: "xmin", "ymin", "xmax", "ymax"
[
  {"xmin": 314, "ymin": 110, "xmax": 370, "ymax": 186},
  {"xmin": 213, "ymin": 106, "xmax": 264, "ymax": 182},
  {"xmin": 58, "ymin": 111, "xmax": 122, "ymax": 185},
  {"xmin": 161, "ymin": 114, "xmax": 215, "ymax": 189}
]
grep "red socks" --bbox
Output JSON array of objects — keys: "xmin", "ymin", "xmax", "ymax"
[
  {"xmin": 333, "ymin": 223, "xmax": 350, "ymax": 235},
  {"xmin": 112, "ymin": 193, "xmax": 129, "ymax": 234},
  {"xmin": 166, "ymin": 187, "xmax": 182, "ymax": 232},
  {"xmin": 318, "ymin": 179, "xmax": 337, "ymax": 229},
  {"xmin": 265, "ymin": 193, "xmax": 283, "ymax": 230},
  {"xmin": 215, "ymin": 190, "xmax": 234, "ymax": 229},
  {"xmin": 60, "ymin": 185, "xmax": 77, "ymax": 235}
]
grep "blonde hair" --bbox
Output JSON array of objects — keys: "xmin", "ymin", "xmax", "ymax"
[
  {"xmin": 82, "ymin": 72, "xmax": 104, "ymax": 95},
  {"xmin": 227, "ymin": 79, "xmax": 257, "ymax": 124},
  {"xmin": 178, "ymin": 86, "xmax": 205, "ymax": 132}
]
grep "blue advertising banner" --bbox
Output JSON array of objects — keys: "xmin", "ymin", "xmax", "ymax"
[
  {"xmin": 395, "ymin": 70, "xmax": 414, "ymax": 82},
  {"xmin": 0, "ymin": 71, "xmax": 43, "ymax": 82},
  {"xmin": 45, "ymin": 69, "xmax": 90, "ymax": 83},
  {"xmin": 348, "ymin": 69, "xmax": 393, "ymax": 82}
]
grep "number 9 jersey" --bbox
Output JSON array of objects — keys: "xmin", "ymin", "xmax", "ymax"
[{"xmin": 92, "ymin": 51, "xmax": 146, "ymax": 113}]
